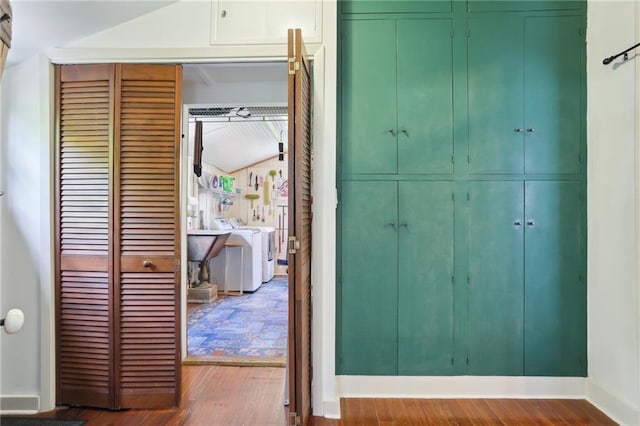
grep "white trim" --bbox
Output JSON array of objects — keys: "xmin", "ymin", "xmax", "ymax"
[
  {"xmin": 0, "ymin": 395, "xmax": 40, "ymax": 413},
  {"xmin": 47, "ymin": 45, "xmax": 323, "ymax": 65},
  {"xmin": 38, "ymin": 54, "xmax": 56, "ymax": 412},
  {"xmin": 587, "ymin": 379, "xmax": 640, "ymax": 426},
  {"xmin": 322, "ymin": 399, "xmax": 340, "ymax": 419},
  {"xmin": 336, "ymin": 376, "xmax": 586, "ymax": 399}
]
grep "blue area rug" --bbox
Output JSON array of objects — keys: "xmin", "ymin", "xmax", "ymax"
[{"xmin": 187, "ymin": 277, "xmax": 288, "ymax": 365}]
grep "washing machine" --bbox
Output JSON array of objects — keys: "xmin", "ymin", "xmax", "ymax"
[
  {"xmin": 229, "ymin": 218, "xmax": 275, "ymax": 283},
  {"xmin": 209, "ymin": 218, "xmax": 263, "ymax": 292}
]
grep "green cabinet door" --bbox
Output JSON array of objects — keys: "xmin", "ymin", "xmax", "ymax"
[
  {"xmin": 468, "ymin": 18, "xmax": 524, "ymax": 174},
  {"xmin": 339, "ymin": 180, "xmax": 398, "ymax": 374},
  {"xmin": 397, "ymin": 20, "xmax": 454, "ymax": 175},
  {"xmin": 341, "ymin": 20, "xmax": 397, "ymax": 175},
  {"xmin": 524, "ymin": 17, "xmax": 582, "ymax": 174},
  {"xmin": 468, "ymin": 181, "xmax": 524, "ymax": 375},
  {"xmin": 468, "ymin": 0, "xmax": 582, "ymax": 12},
  {"xmin": 524, "ymin": 181, "xmax": 586, "ymax": 376},
  {"xmin": 398, "ymin": 181, "xmax": 455, "ymax": 374},
  {"xmin": 343, "ymin": 0, "xmax": 451, "ymax": 14}
]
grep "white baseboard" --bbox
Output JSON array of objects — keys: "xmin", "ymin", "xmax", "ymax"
[
  {"xmin": 336, "ymin": 376, "xmax": 586, "ymax": 399},
  {"xmin": 586, "ymin": 379, "xmax": 640, "ymax": 425},
  {"xmin": 321, "ymin": 399, "xmax": 341, "ymax": 419},
  {"xmin": 0, "ymin": 395, "xmax": 40, "ymax": 414}
]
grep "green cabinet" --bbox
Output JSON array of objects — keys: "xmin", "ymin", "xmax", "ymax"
[
  {"xmin": 468, "ymin": 0, "xmax": 582, "ymax": 12},
  {"xmin": 338, "ymin": 5, "xmax": 586, "ymax": 379},
  {"xmin": 343, "ymin": 0, "xmax": 451, "ymax": 14},
  {"xmin": 341, "ymin": 19, "xmax": 454, "ymax": 175},
  {"xmin": 339, "ymin": 180, "xmax": 455, "ymax": 375},
  {"xmin": 468, "ymin": 16, "xmax": 583, "ymax": 175},
  {"xmin": 340, "ymin": 180, "xmax": 398, "ymax": 374},
  {"xmin": 468, "ymin": 181, "xmax": 524, "ymax": 375},
  {"xmin": 524, "ymin": 181, "xmax": 586, "ymax": 376},
  {"xmin": 467, "ymin": 180, "xmax": 585, "ymax": 375}
]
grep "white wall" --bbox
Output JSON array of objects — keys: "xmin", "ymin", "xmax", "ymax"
[
  {"xmin": 0, "ymin": 55, "xmax": 54, "ymax": 412},
  {"xmin": 586, "ymin": 1, "xmax": 640, "ymax": 424}
]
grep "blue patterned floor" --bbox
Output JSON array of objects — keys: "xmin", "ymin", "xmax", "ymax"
[{"xmin": 187, "ymin": 277, "xmax": 288, "ymax": 360}]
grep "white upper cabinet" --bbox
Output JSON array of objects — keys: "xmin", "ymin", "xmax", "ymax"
[{"xmin": 210, "ymin": 0, "xmax": 322, "ymax": 44}]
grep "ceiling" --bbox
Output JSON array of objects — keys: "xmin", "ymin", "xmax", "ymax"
[
  {"xmin": 188, "ymin": 106, "xmax": 288, "ymax": 173},
  {"xmin": 6, "ymin": 0, "xmax": 178, "ymax": 67}
]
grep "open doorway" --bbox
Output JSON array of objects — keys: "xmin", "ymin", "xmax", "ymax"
[{"xmin": 181, "ymin": 63, "xmax": 290, "ymax": 368}]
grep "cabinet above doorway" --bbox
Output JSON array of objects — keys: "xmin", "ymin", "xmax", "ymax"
[{"xmin": 210, "ymin": 0, "xmax": 322, "ymax": 45}]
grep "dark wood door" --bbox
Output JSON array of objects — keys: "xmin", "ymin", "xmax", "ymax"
[
  {"xmin": 287, "ymin": 28, "xmax": 313, "ymax": 426},
  {"xmin": 55, "ymin": 63, "xmax": 182, "ymax": 410},
  {"xmin": 55, "ymin": 64, "xmax": 116, "ymax": 409},
  {"xmin": 114, "ymin": 64, "xmax": 182, "ymax": 408}
]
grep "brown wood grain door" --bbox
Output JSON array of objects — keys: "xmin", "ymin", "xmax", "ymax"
[
  {"xmin": 55, "ymin": 64, "xmax": 116, "ymax": 409},
  {"xmin": 287, "ymin": 28, "xmax": 313, "ymax": 426},
  {"xmin": 55, "ymin": 64, "xmax": 182, "ymax": 410},
  {"xmin": 114, "ymin": 64, "xmax": 182, "ymax": 409}
]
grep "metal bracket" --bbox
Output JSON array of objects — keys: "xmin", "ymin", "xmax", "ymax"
[
  {"xmin": 288, "ymin": 57, "xmax": 300, "ymax": 75},
  {"xmin": 288, "ymin": 236, "xmax": 300, "ymax": 254}
]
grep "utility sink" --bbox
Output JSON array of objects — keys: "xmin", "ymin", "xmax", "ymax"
[
  {"xmin": 187, "ymin": 231, "xmax": 231, "ymax": 263},
  {"xmin": 187, "ymin": 231, "xmax": 231, "ymax": 289}
]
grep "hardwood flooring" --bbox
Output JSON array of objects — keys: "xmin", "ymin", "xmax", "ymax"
[{"xmin": 12, "ymin": 365, "xmax": 615, "ymax": 425}]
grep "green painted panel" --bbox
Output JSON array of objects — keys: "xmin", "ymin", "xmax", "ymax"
[
  {"xmin": 343, "ymin": 0, "xmax": 451, "ymax": 14},
  {"xmin": 524, "ymin": 181, "xmax": 586, "ymax": 376},
  {"xmin": 397, "ymin": 20, "xmax": 454, "ymax": 175},
  {"xmin": 398, "ymin": 181, "xmax": 455, "ymax": 374},
  {"xmin": 341, "ymin": 20, "xmax": 397, "ymax": 175},
  {"xmin": 468, "ymin": 181, "xmax": 524, "ymax": 375},
  {"xmin": 339, "ymin": 180, "xmax": 398, "ymax": 374},
  {"xmin": 524, "ymin": 17, "xmax": 582, "ymax": 174},
  {"xmin": 468, "ymin": 0, "xmax": 582, "ymax": 12},
  {"xmin": 468, "ymin": 17, "xmax": 524, "ymax": 174}
]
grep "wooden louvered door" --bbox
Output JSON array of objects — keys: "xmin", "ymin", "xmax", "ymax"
[
  {"xmin": 114, "ymin": 64, "xmax": 182, "ymax": 408},
  {"xmin": 55, "ymin": 64, "xmax": 115, "ymax": 409},
  {"xmin": 55, "ymin": 63, "xmax": 182, "ymax": 410},
  {"xmin": 287, "ymin": 28, "xmax": 313, "ymax": 426}
]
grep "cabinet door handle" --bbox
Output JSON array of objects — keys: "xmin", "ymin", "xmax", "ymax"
[
  {"xmin": 513, "ymin": 219, "xmax": 522, "ymax": 226},
  {"xmin": 385, "ymin": 222, "xmax": 396, "ymax": 231},
  {"xmin": 143, "ymin": 260, "xmax": 153, "ymax": 268},
  {"xmin": 514, "ymin": 128, "xmax": 523, "ymax": 133},
  {"xmin": 387, "ymin": 128, "xmax": 396, "ymax": 137},
  {"xmin": 526, "ymin": 128, "xmax": 536, "ymax": 133},
  {"xmin": 526, "ymin": 220, "xmax": 536, "ymax": 226},
  {"xmin": 221, "ymin": 10, "xmax": 227, "ymax": 17},
  {"xmin": 399, "ymin": 223, "xmax": 408, "ymax": 230},
  {"xmin": 400, "ymin": 128, "xmax": 409, "ymax": 137}
]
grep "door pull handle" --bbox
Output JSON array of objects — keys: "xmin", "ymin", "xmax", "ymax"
[
  {"xmin": 526, "ymin": 128, "xmax": 536, "ymax": 133},
  {"xmin": 387, "ymin": 128, "xmax": 396, "ymax": 137},
  {"xmin": 399, "ymin": 223, "xmax": 409, "ymax": 230},
  {"xmin": 526, "ymin": 220, "xmax": 535, "ymax": 227},
  {"xmin": 143, "ymin": 260, "xmax": 153, "ymax": 268},
  {"xmin": 514, "ymin": 128, "xmax": 523, "ymax": 133},
  {"xmin": 400, "ymin": 128, "xmax": 409, "ymax": 137},
  {"xmin": 513, "ymin": 220, "xmax": 522, "ymax": 226},
  {"xmin": 385, "ymin": 222, "xmax": 396, "ymax": 231}
]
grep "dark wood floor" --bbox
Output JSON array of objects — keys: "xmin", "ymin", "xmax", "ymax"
[{"xmin": 11, "ymin": 365, "xmax": 615, "ymax": 425}]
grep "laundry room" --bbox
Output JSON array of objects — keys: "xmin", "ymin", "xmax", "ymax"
[{"xmin": 182, "ymin": 62, "xmax": 290, "ymax": 365}]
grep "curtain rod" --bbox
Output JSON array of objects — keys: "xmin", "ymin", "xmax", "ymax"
[{"xmin": 603, "ymin": 42, "xmax": 640, "ymax": 65}]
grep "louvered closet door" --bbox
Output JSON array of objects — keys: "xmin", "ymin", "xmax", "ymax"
[
  {"xmin": 114, "ymin": 64, "xmax": 182, "ymax": 408},
  {"xmin": 55, "ymin": 64, "xmax": 115, "ymax": 409}
]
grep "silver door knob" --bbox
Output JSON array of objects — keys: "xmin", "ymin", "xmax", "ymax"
[{"xmin": 143, "ymin": 260, "xmax": 153, "ymax": 268}]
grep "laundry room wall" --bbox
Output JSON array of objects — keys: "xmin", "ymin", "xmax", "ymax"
[{"xmin": 229, "ymin": 156, "xmax": 289, "ymax": 275}]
